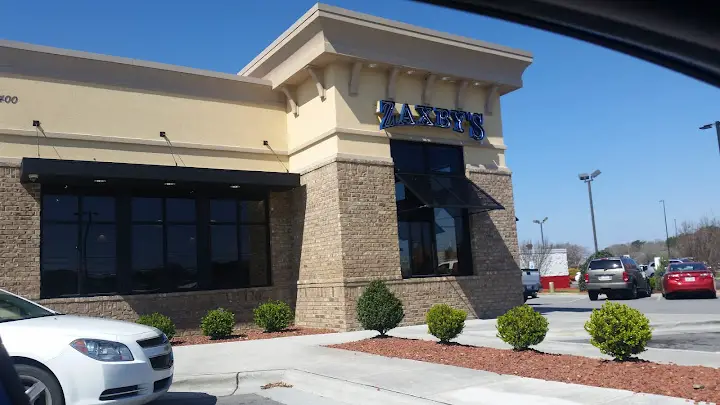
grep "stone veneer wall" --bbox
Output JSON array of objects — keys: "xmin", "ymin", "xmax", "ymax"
[
  {"xmin": 0, "ymin": 161, "xmax": 297, "ymax": 335},
  {"xmin": 293, "ymin": 158, "xmax": 522, "ymax": 331},
  {"xmin": 0, "ymin": 162, "xmax": 41, "ymax": 300}
]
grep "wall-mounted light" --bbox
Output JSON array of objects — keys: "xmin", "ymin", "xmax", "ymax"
[
  {"xmin": 164, "ymin": 182, "xmax": 176, "ymax": 186},
  {"xmin": 406, "ymin": 70, "xmax": 415, "ymax": 75},
  {"xmin": 93, "ymin": 179, "xmax": 107, "ymax": 183},
  {"xmin": 441, "ymin": 76, "xmax": 451, "ymax": 81},
  {"xmin": 368, "ymin": 63, "xmax": 378, "ymax": 68},
  {"xmin": 230, "ymin": 185, "xmax": 240, "ymax": 189}
]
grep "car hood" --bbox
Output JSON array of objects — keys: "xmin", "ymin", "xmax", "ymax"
[{"xmin": 2, "ymin": 315, "xmax": 161, "ymax": 340}]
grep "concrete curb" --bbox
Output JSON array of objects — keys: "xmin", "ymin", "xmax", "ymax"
[{"xmin": 170, "ymin": 373, "xmax": 239, "ymax": 396}]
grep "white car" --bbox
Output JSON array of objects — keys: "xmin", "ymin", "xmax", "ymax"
[{"xmin": 0, "ymin": 289, "xmax": 173, "ymax": 405}]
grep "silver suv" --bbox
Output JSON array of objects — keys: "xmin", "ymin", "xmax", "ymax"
[{"xmin": 586, "ymin": 256, "xmax": 652, "ymax": 301}]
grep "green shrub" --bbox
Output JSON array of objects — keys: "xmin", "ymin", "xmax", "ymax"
[
  {"xmin": 253, "ymin": 300, "xmax": 294, "ymax": 333},
  {"xmin": 584, "ymin": 302, "xmax": 652, "ymax": 361},
  {"xmin": 426, "ymin": 304, "xmax": 467, "ymax": 343},
  {"xmin": 496, "ymin": 305, "xmax": 548, "ymax": 350},
  {"xmin": 201, "ymin": 308, "xmax": 235, "ymax": 340},
  {"xmin": 137, "ymin": 313, "xmax": 176, "ymax": 340},
  {"xmin": 579, "ymin": 249, "xmax": 614, "ymax": 291},
  {"xmin": 648, "ymin": 276, "xmax": 657, "ymax": 291},
  {"xmin": 356, "ymin": 280, "xmax": 404, "ymax": 336}
]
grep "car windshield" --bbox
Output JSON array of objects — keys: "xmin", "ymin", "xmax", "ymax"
[
  {"xmin": 669, "ymin": 263, "xmax": 707, "ymax": 272},
  {"xmin": 589, "ymin": 259, "xmax": 622, "ymax": 270},
  {"xmin": 0, "ymin": 290, "xmax": 56, "ymax": 323}
]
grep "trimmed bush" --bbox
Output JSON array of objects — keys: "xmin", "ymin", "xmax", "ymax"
[
  {"xmin": 356, "ymin": 280, "xmax": 404, "ymax": 336},
  {"xmin": 496, "ymin": 305, "xmax": 548, "ymax": 350},
  {"xmin": 584, "ymin": 301, "xmax": 652, "ymax": 361},
  {"xmin": 137, "ymin": 313, "xmax": 176, "ymax": 340},
  {"xmin": 426, "ymin": 304, "xmax": 467, "ymax": 343},
  {"xmin": 201, "ymin": 308, "xmax": 235, "ymax": 340},
  {"xmin": 254, "ymin": 300, "xmax": 294, "ymax": 333}
]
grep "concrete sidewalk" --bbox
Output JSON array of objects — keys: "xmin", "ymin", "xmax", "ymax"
[{"xmin": 165, "ymin": 323, "xmax": 717, "ymax": 405}]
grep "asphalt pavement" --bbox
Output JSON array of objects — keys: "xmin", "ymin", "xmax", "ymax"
[{"xmin": 530, "ymin": 292, "xmax": 720, "ymax": 352}]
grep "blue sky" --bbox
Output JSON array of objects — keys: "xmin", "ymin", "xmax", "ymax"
[{"xmin": 2, "ymin": 0, "xmax": 718, "ymax": 250}]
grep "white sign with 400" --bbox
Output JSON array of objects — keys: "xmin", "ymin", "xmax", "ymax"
[{"xmin": 0, "ymin": 95, "xmax": 19, "ymax": 104}]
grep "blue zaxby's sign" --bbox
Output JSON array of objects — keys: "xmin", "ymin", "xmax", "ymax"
[{"xmin": 376, "ymin": 100, "xmax": 485, "ymax": 141}]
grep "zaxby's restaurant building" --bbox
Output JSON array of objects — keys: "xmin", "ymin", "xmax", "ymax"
[{"xmin": 0, "ymin": 4, "xmax": 532, "ymax": 332}]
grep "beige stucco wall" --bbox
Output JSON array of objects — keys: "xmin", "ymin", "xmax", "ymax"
[{"xmin": 0, "ymin": 76, "xmax": 290, "ymax": 172}]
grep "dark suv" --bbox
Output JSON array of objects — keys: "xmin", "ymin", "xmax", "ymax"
[{"xmin": 585, "ymin": 256, "xmax": 652, "ymax": 300}]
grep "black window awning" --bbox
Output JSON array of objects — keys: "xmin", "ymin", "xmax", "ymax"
[
  {"xmin": 20, "ymin": 158, "xmax": 299, "ymax": 192},
  {"xmin": 395, "ymin": 173, "xmax": 504, "ymax": 213}
]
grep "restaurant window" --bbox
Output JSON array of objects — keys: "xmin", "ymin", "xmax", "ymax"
[
  {"xmin": 392, "ymin": 140, "xmax": 504, "ymax": 278},
  {"xmin": 40, "ymin": 188, "xmax": 270, "ymax": 298}
]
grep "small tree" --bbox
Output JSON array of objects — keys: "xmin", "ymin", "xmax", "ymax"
[
  {"xmin": 496, "ymin": 305, "xmax": 548, "ymax": 350},
  {"xmin": 426, "ymin": 304, "xmax": 467, "ymax": 343},
  {"xmin": 579, "ymin": 249, "xmax": 614, "ymax": 291},
  {"xmin": 201, "ymin": 308, "xmax": 235, "ymax": 340},
  {"xmin": 254, "ymin": 300, "xmax": 294, "ymax": 333},
  {"xmin": 137, "ymin": 313, "xmax": 176, "ymax": 340},
  {"xmin": 356, "ymin": 280, "xmax": 404, "ymax": 336},
  {"xmin": 584, "ymin": 302, "xmax": 652, "ymax": 361}
]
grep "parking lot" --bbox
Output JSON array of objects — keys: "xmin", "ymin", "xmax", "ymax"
[{"xmin": 530, "ymin": 293, "xmax": 720, "ymax": 352}]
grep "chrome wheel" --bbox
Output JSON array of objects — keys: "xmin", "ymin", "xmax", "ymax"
[{"xmin": 22, "ymin": 375, "xmax": 52, "ymax": 405}]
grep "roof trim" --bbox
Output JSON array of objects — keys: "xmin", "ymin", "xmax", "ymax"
[
  {"xmin": 239, "ymin": 3, "xmax": 532, "ymax": 76},
  {"xmin": 0, "ymin": 39, "xmax": 273, "ymax": 87}
]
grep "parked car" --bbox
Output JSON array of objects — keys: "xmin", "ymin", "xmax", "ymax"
[
  {"xmin": 645, "ymin": 258, "xmax": 683, "ymax": 277},
  {"xmin": 0, "ymin": 289, "xmax": 174, "ymax": 405},
  {"xmin": 521, "ymin": 268, "xmax": 542, "ymax": 301},
  {"xmin": 662, "ymin": 262, "xmax": 717, "ymax": 299},
  {"xmin": 585, "ymin": 256, "xmax": 652, "ymax": 301}
]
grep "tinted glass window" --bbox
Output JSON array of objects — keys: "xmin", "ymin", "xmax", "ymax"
[
  {"xmin": 167, "ymin": 225, "xmax": 198, "ymax": 290},
  {"xmin": 132, "ymin": 198, "xmax": 162, "ymax": 222},
  {"xmin": 391, "ymin": 141, "xmax": 425, "ymax": 173},
  {"xmin": 240, "ymin": 201, "xmax": 265, "ymax": 223},
  {"xmin": 42, "ymin": 190, "xmax": 270, "ymax": 298},
  {"xmin": 669, "ymin": 263, "xmax": 707, "ymax": 271},
  {"xmin": 210, "ymin": 200, "xmax": 237, "ymax": 223},
  {"xmin": 166, "ymin": 199, "xmax": 195, "ymax": 223},
  {"xmin": 427, "ymin": 145, "xmax": 463, "ymax": 174},
  {"xmin": 43, "ymin": 195, "xmax": 78, "ymax": 221},
  {"xmin": 40, "ymin": 223, "xmax": 79, "ymax": 297},
  {"xmin": 589, "ymin": 259, "xmax": 623, "ymax": 270},
  {"xmin": 131, "ymin": 224, "xmax": 164, "ymax": 293},
  {"xmin": 82, "ymin": 196, "xmax": 115, "ymax": 222}
]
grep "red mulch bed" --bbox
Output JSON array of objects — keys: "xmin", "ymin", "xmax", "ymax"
[
  {"xmin": 329, "ymin": 337, "xmax": 720, "ymax": 403},
  {"xmin": 172, "ymin": 327, "xmax": 334, "ymax": 346}
]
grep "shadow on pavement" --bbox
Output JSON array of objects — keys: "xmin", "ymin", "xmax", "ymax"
[
  {"xmin": 151, "ymin": 392, "xmax": 218, "ymax": 404},
  {"xmin": 531, "ymin": 306, "xmax": 595, "ymax": 314}
]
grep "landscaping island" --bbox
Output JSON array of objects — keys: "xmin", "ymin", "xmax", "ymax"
[{"xmin": 329, "ymin": 337, "xmax": 720, "ymax": 403}]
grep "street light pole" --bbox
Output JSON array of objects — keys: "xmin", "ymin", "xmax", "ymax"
[
  {"xmin": 578, "ymin": 170, "xmax": 601, "ymax": 253},
  {"xmin": 660, "ymin": 200, "xmax": 671, "ymax": 258},
  {"xmin": 532, "ymin": 217, "xmax": 548, "ymax": 245},
  {"xmin": 699, "ymin": 121, "xmax": 720, "ymax": 155}
]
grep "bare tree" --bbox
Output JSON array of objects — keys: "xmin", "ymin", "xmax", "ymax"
[
  {"xmin": 519, "ymin": 239, "xmax": 555, "ymax": 275},
  {"xmin": 675, "ymin": 217, "xmax": 720, "ymax": 269},
  {"xmin": 555, "ymin": 243, "xmax": 588, "ymax": 267}
]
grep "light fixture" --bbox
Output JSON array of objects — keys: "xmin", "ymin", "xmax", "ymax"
[
  {"xmin": 164, "ymin": 182, "xmax": 176, "ymax": 186},
  {"xmin": 441, "ymin": 76, "xmax": 451, "ymax": 81},
  {"xmin": 406, "ymin": 70, "xmax": 415, "ymax": 75},
  {"xmin": 230, "ymin": 185, "xmax": 240, "ymax": 189},
  {"xmin": 473, "ymin": 82, "xmax": 481, "ymax": 86},
  {"xmin": 368, "ymin": 63, "xmax": 378, "ymax": 68},
  {"xmin": 93, "ymin": 179, "xmax": 107, "ymax": 183}
]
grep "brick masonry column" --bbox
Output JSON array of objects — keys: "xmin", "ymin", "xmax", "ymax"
[
  {"xmin": 466, "ymin": 167, "xmax": 523, "ymax": 317},
  {"xmin": 0, "ymin": 162, "xmax": 41, "ymax": 299},
  {"xmin": 292, "ymin": 160, "xmax": 348, "ymax": 329}
]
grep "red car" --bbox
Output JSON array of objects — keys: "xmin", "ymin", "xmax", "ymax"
[{"xmin": 662, "ymin": 262, "xmax": 717, "ymax": 299}]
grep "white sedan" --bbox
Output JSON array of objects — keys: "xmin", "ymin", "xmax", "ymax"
[{"xmin": 0, "ymin": 289, "xmax": 173, "ymax": 405}]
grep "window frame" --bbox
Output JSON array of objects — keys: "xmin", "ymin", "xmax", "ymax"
[
  {"xmin": 39, "ymin": 186, "xmax": 272, "ymax": 299},
  {"xmin": 391, "ymin": 140, "xmax": 474, "ymax": 279}
]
